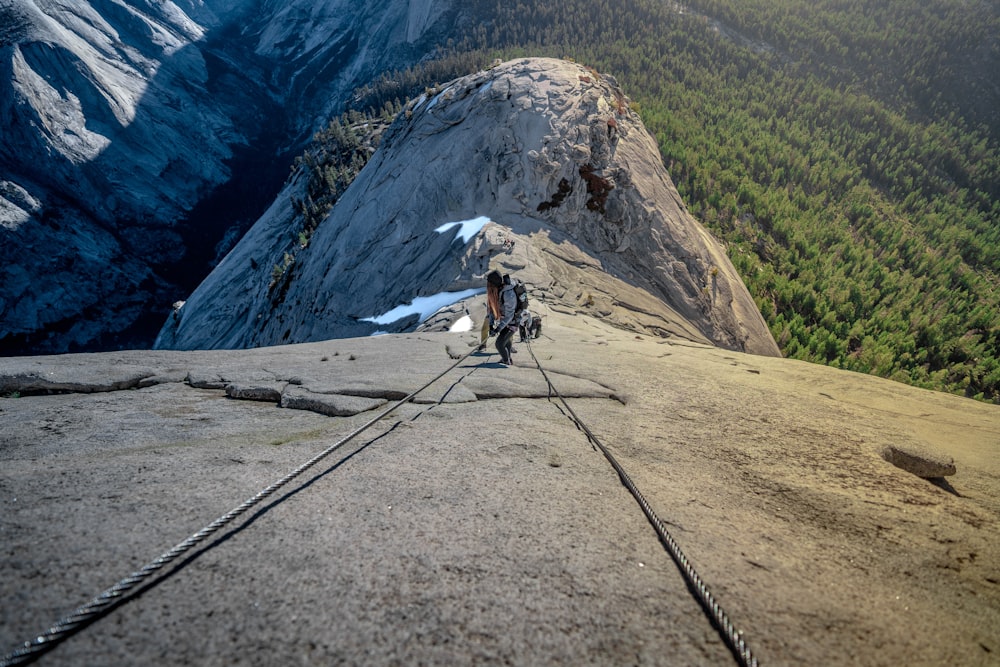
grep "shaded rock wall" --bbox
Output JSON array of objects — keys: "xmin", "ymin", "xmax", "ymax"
[{"xmin": 0, "ymin": 0, "xmax": 462, "ymax": 355}]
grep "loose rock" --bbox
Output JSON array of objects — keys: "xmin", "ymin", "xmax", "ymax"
[
  {"xmin": 881, "ymin": 443, "xmax": 957, "ymax": 478},
  {"xmin": 280, "ymin": 386, "xmax": 388, "ymax": 417},
  {"xmin": 226, "ymin": 382, "xmax": 287, "ymax": 403}
]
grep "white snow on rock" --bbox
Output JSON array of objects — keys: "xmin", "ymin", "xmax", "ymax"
[
  {"xmin": 435, "ymin": 217, "xmax": 492, "ymax": 244},
  {"xmin": 362, "ymin": 289, "xmax": 485, "ymax": 326},
  {"xmin": 449, "ymin": 315, "xmax": 474, "ymax": 333}
]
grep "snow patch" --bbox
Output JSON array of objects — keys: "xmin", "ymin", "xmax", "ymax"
[
  {"xmin": 449, "ymin": 315, "xmax": 474, "ymax": 333},
  {"xmin": 426, "ymin": 85, "xmax": 454, "ymax": 112},
  {"xmin": 435, "ymin": 216, "xmax": 490, "ymax": 244},
  {"xmin": 362, "ymin": 289, "xmax": 485, "ymax": 326}
]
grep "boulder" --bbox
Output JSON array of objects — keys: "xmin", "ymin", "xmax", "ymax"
[{"xmin": 881, "ymin": 443, "xmax": 957, "ymax": 478}]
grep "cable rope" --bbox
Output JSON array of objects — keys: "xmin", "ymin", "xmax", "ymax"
[
  {"xmin": 6, "ymin": 335, "xmax": 758, "ymax": 666},
  {"xmin": 1, "ymin": 345, "xmax": 481, "ymax": 667},
  {"xmin": 524, "ymin": 340, "xmax": 759, "ymax": 667}
]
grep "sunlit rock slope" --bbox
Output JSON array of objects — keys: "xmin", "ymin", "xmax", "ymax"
[
  {"xmin": 2, "ymin": 314, "xmax": 998, "ymax": 665},
  {"xmin": 156, "ymin": 58, "xmax": 780, "ymax": 356}
]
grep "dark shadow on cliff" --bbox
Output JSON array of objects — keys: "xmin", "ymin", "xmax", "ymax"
[{"xmin": 0, "ymin": 13, "xmax": 294, "ymax": 356}]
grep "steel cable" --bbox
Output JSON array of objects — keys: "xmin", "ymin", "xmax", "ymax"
[
  {"xmin": 5, "ymin": 336, "xmax": 759, "ymax": 666},
  {"xmin": 1, "ymin": 345, "xmax": 480, "ymax": 667},
  {"xmin": 525, "ymin": 340, "xmax": 759, "ymax": 667}
]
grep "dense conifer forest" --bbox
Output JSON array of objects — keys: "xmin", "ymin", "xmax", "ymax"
[{"xmin": 344, "ymin": 0, "xmax": 1000, "ymax": 402}]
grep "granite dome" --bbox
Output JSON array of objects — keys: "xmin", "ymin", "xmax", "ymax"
[{"xmin": 156, "ymin": 58, "xmax": 780, "ymax": 356}]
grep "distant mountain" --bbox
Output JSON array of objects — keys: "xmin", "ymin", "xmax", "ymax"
[
  {"xmin": 0, "ymin": 0, "xmax": 467, "ymax": 355},
  {"xmin": 155, "ymin": 58, "xmax": 780, "ymax": 356}
]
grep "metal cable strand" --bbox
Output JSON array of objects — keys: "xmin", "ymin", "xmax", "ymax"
[
  {"xmin": 525, "ymin": 341, "xmax": 758, "ymax": 667},
  {"xmin": 2, "ymin": 346, "xmax": 479, "ymax": 667}
]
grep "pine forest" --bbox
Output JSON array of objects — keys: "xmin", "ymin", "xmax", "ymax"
[{"xmin": 339, "ymin": 0, "xmax": 1000, "ymax": 402}]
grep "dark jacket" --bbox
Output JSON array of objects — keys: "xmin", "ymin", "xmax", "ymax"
[{"xmin": 496, "ymin": 283, "xmax": 517, "ymax": 330}]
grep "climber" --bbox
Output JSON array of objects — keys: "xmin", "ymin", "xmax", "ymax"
[
  {"xmin": 486, "ymin": 270, "xmax": 519, "ymax": 365},
  {"xmin": 518, "ymin": 310, "xmax": 542, "ymax": 341}
]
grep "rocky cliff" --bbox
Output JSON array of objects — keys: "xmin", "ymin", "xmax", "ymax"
[
  {"xmin": 2, "ymin": 314, "xmax": 998, "ymax": 665},
  {"xmin": 156, "ymin": 58, "xmax": 780, "ymax": 356},
  {"xmin": 0, "ymin": 0, "xmax": 464, "ymax": 354}
]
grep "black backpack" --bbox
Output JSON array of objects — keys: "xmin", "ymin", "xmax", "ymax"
[{"xmin": 504, "ymin": 274, "xmax": 528, "ymax": 314}]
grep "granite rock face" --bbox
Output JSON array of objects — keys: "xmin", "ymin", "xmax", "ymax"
[
  {"xmin": 2, "ymin": 316, "xmax": 998, "ymax": 666},
  {"xmin": 157, "ymin": 58, "xmax": 780, "ymax": 356},
  {"xmin": 0, "ymin": 0, "xmax": 464, "ymax": 354}
]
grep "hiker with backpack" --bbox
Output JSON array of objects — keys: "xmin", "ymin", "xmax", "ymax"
[
  {"xmin": 518, "ymin": 310, "xmax": 542, "ymax": 342},
  {"xmin": 486, "ymin": 270, "xmax": 526, "ymax": 366}
]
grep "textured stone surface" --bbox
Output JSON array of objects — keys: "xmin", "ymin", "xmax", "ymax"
[
  {"xmin": 157, "ymin": 58, "xmax": 780, "ymax": 357},
  {"xmin": 2, "ymin": 319, "xmax": 999, "ymax": 666},
  {"xmin": 882, "ymin": 443, "xmax": 957, "ymax": 478},
  {"xmin": 279, "ymin": 386, "xmax": 389, "ymax": 417},
  {"xmin": 226, "ymin": 382, "xmax": 288, "ymax": 403}
]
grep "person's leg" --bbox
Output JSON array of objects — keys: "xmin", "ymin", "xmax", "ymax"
[{"xmin": 495, "ymin": 328, "xmax": 514, "ymax": 364}]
